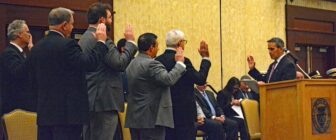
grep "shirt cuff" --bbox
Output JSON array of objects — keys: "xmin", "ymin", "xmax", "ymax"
[
  {"xmin": 127, "ymin": 40, "xmax": 136, "ymax": 45},
  {"xmin": 211, "ymin": 116, "xmax": 216, "ymax": 119},
  {"xmin": 97, "ymin": 40, "xmax": 106, "ymax": 44},
  {"xmin": 202, "ymin": 57, "xmax": 210, "ymax": 61},
  {"xmin": 176, "ymin": 61, "xmax": 186, "ymax": 68}
]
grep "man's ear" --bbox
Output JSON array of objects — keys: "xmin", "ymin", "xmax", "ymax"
[{"xmin": 99, "ymin": 17, "xmax": 106, "ymax": 24}]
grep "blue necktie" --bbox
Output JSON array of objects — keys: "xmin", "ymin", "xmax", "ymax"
[{"xmin": 202, "ymin": 92, "xmax": 216, "ymax": 116}]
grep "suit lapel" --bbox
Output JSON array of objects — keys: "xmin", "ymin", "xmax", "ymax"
[{"xmin": 9, "ymin": 44, "xmax": 25, "ymax": 60}]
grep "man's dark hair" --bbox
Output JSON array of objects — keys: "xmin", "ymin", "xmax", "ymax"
[
  {"xmin": 267, "ymin": 37, "xmax": 284, "ymax": 49},
  {"xmin": 138, "ymin": 33, "xmax": 157, "ymax": 52},
  {"xmin": 87, "ymin": 2, "xmax": 112, "ymax": 24},
  {"xmin": 117, "ymin": 38, "xmax": 127, "ymax": 52}
]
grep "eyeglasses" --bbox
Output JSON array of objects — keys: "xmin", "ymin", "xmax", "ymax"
[{"xmin": 181, "ymin": 39, "xmax": 188, "ymax": 44}]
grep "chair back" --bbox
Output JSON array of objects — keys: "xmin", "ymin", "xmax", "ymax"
[
  {"xmin": 118, "ymin": 104, "xmax": 131, "ymax": 140},
  {"xmin": 2, "ymin": 109, "xmax": 37, "ymax": 140},
  {"xmin": 241, "ymin": 99, "xmax": 261, "ymax": 140}
]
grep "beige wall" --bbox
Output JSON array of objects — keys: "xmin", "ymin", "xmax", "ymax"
[{"xmin": 113, "ymin": 0, "xmax": 334, "ymax": 90}]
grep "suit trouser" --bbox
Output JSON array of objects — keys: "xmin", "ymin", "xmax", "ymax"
[
  {"xmin": 38, "ymin": 125, "xmax": 82, "ymax": 140},
  {"xmin": 165, "ymin": 124, "xmax": 196, "ymax": 140},
  {"xmin": 130, "ymin": 126, "xmax": 165, "ymax": 140},
  {"xmin": 223, "ymin": 117, "xmax": 239, "ymax": 140},
  {"xmin": 197, "ymin": 119, "xmax": 225, "ymax": 140},
  {"xmin": 228, "ymin": 117, "xmax": 250, "ymax": 140},
  {"xmin": 83, "ymin": 111, "xmax": 119, "ymax": 140}
]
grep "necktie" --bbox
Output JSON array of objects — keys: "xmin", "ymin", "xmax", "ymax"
[
  {"xmin": 21, "ymin": 51, "xmax": 26, "ymax": 58},
  {"xmin": 202, "ymin": 92, "xmax": 216, "ymax": 116},
  {"xmin": 267, "ymin": 62, "xmax": 277, "ymax": 83}
]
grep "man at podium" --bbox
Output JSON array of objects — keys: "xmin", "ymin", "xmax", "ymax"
[{"xmin": 247, "ymin": 37, "xmax": 296, "ymax": 83}]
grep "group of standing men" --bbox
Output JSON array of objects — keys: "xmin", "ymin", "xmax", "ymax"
[{"xmin": 1, "ymin": 1, "xmax": 298, "ymax": 140}]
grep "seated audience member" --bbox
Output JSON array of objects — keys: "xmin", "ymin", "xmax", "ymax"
[
  {"xmin": 194, "ymin": 84, "xmax": 238, "ymax": 140},
  {"xmin": 195, "ymin": 101, "xmax": 224, "ymax": 140},
  {"xmin": 216, "ymin": 77, "xmax": 250, "ymax": 140},
  {"xmin": 238, "ymin": 75, "xmax": 259, "ymax": 102},
  {"xmin": 296, "ymin": 71, "xmax": 304, "ymax": 79}
]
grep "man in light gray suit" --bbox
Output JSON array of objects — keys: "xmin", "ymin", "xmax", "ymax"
[
  {"xmin": 125, "ymin": 33, "xmax": 186, "ymax": 140},
  {"xmin": 78, "ymin": 3, "xmax": 138, "ymax": 140}
]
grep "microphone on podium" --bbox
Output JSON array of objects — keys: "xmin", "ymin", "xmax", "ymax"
[{"xmin": 284, "ymin": 48, "xmax": 312, "ymax": 79}]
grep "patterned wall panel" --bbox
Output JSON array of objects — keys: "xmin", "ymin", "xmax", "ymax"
[
  {"xmin": 221, "ymin": 0, "xmax": 286, "ymax": 87},
  {"xmin": 114, "ymin": 0, "xmax": 222, "ymax": 89}
]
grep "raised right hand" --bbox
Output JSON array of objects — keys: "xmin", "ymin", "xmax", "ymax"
[
  {"xmin": 95, "ymin": 23, "xmax": 107, "ymax": 43},
  {"xmin": 247, "ymin": 55, "xmax": 255, "ymax": 70},
  {"xmin": 198, "ymin": 41, "xmax": 209, "ymax": 57},
  {"xmin": 124, "ymin": 24, "xmax": 135, "ymax": 41},
  {"xmin": 175, "ymin": 47, "xmax": 185, "ymax": 62}
]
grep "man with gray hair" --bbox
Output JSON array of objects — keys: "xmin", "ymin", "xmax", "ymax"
[
  {"xmin": 1, "ymin": 19, "xmax": 35, "ymax": 115},
  {"xmin": 30, "ymin": 7, "xmax": 108, "ymax": 140},
  {"xmin": 156, "ymin": 29, "xmax": 211, "ymax": 140},
  {"xmin": 247, "ymin": 37, "xmax": 296, "ymax": 83}
]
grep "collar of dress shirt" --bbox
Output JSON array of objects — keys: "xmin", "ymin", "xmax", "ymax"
[
  {"xmin": 166, "ymin": 47, "xmax": 176, "ymax": 51},
  {"xmin": 49, "ymin": 30, "xmax": 65, "ymax": 38},
  {"xmin": 10, "ymin": 42, "xmax": 23, "ymax": 53},
  {"xmin": 274, "ymin": 52, "xmax": 286, "ymax": 68}
]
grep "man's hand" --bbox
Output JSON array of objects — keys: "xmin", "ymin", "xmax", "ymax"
[
  {"xmin": 196, "ymin": 116, "xmax": 205, "ymax": 126},
  {"xmin": 247, "ymin": 55, "xmax": 255, "ymax": 70},
  {"xmin": 28, "ymin": 35, "xmax": 33, "ymax": 50},
  {"xmin": 124, "ymin": 24, "xmax": 135, "ymax": 41},
  {"xmin": 231, "ymin": 99, "xmax": 241, "ymax": 106},
  {"xmin": 175, "ymin": 47, "xmax": 185, "ymax": 62},
  {"xmin": 214, "ymin": 116, "xmax": 225, "ymax": 124},
  {"xmin": 95, "ymin": 23, "xmax": 107, "ymax": 43},
  {"xmin": 198, "ymin": 41, "xmax": 209, "ymax": 57}
]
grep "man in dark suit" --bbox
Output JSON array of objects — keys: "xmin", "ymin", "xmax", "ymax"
[
  {"xmin": 1, "ymin": 20, "xmax": 35, "ymax": 115},
  {"xmin": 30, "ymin": 7, "xmax": 108, "ymax": 140},
  {"xmin": 78, "ymin": 3, "xmax": 138, "ymax": 140},
  {"xmin": 125, "ymin": 33, "xmax": 186, "ymax": 140},
  {"xmin": 247, "ymin": 37, "xmax": 296, "ymax": 83},
  {"xmin": 155, "ymin": 29, "xmax": 211, "ymax": 140},
  {"xmin": 194, "ymin": 84, "xmax": 239, "ymax": 140}
]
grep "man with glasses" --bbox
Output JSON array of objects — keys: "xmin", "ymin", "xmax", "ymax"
[
  {"xmin": 1, "ymin": 20, "xmax": 35, "ymax": 115},
  {"xmin": 247, "ymin": 37, "xmax": 296, "ymax": 83},
  {"xmin": 156, "ymin": 30, "xmax": 211, "ymax": 140}
]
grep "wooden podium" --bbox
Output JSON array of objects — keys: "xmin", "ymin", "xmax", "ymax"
[{"xmin": 259, "ymin": 79, "xmax": 336, "ymax": 140}]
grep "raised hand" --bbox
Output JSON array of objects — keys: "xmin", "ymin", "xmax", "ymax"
[
  {"xmin": 247, "ymin": 55, "xmax": 255, "ymax": 70},
  {"xmin": 198, "ymin": 41, "xmax": 209, "ymax": 57},
  {"xmin": 95, "ymin": 23, "xmax": 107, "ymax": 43},
  {"xmin": 28, "ymin": 35, "xmax": 34, "ymax": 50},
  {"xmin": 175, "ymin": 47, "xmax": 185, "ymax": 62},
  {"xmin": 124, "ymin": 24, "xmax": 135, "ymax": 41}
]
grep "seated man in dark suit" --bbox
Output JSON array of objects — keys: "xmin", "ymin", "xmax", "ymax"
[
  {"xmin": 195, "ymin": 101, "xmax": 224, "ymax": 140},
  {"xmin": 247, "ymin": 37, "xmax": 296, "ymax": 83},
  {"xmin": 194, "ymin": 84, "xmax": 238, "ymax": 140},
  {"xmin": 236, "ymin": 75, "xmax": 259, "ymax": 102}
]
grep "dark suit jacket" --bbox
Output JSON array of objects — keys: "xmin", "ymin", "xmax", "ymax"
[
  {"xmin": 78, "ymin": 27, "xmax": 137, "ymax": 112},
  {"xmin": 30, "ymin": 31, "xmax": 108, "ymax": 125},
  {"xmin": 216, "ymin": 89, "xmax": 239, "ymax": 117},
  {"xmin": 0, "ymin": 44, "xmax": 35, "ymax": 114},
  {"xmin": 156, "ymin": 49, "xmax": 211, "ymax": 126},
  {"xmin": 194, "ymin": 89, "xmax": 224, "ymax": 119},
  {"xmin": 248, "ymin": 55, "xmax": 296, "ymax": 83}
]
